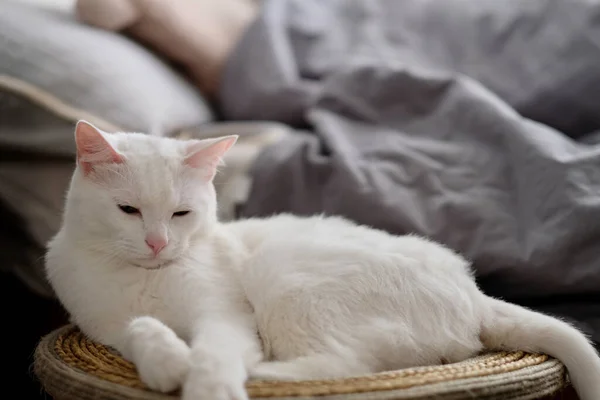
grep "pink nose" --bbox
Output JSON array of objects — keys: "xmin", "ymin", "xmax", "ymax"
[{"xmin": 145, "ymin": 235, "xmax": 167, "ymax": 256}]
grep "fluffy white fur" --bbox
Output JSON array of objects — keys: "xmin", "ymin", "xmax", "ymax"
[{"xmin": 45, "ymin": 121, "xmax": 600, "ymax": 400}]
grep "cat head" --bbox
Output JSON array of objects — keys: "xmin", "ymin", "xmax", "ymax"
[{"xmin": 66, "ymin": 120, "xmax": 237, "ymax": 270}]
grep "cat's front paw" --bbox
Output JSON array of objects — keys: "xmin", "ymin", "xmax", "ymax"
[
  {"xmin": 182, "ymin": 374, "xmax": 248, "ymax": 400},
  {"xmin": 126, "ymin": 316, "xmax": 191, "ymax": 393},
  {"xmin": 183, "ymin": 349, "xmax": 248, "ymax": 400}
]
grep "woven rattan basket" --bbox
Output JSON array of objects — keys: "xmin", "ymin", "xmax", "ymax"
[{"xmin": 34, "ymin": 325, "xmax": 570, "ymax": 400}]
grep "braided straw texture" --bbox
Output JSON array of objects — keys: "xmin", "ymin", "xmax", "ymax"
[{"xmin": 34, "ymin": 325, "xmax": 568, "ymax": 400}]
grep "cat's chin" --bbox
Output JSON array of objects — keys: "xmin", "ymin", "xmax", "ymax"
[{"xmin": 129, "ymin": 259, "xmax": 175, "ymax": 270}]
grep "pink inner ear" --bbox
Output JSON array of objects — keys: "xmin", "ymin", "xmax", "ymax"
[
  {"xmin": 184, "ymin": 136, "xmax": 238, "ymax": 181},
  {"xmin": 75, "ymin": 121, "xmax": 123, "ymax": 175}
]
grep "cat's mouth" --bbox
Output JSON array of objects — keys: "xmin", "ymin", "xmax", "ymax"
[{"xmin": 130, "ymin": 259, "xmax": 175, "ymax": 270}]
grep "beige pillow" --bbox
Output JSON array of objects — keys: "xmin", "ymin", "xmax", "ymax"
[{"xmin": 76, "ymin": 0, "xmax": 259, "ymax": 96}]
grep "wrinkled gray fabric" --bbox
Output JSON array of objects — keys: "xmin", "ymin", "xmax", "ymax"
[{"xmin": 221, "ymin": 0, "xmax": 600, "ymax": 338}]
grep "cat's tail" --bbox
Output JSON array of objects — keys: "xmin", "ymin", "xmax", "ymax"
[{"xmin": 480, "ymin": 296, "xmax": 600, "ymax": 400}]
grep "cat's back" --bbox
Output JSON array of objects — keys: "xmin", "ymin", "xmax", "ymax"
[
  {"xmin": 234, "ymin": 213, "xmax": 476, "ymax": 304},
  {"xmin": 229, "ymin": 213, "xmax": 389, "ymax": 250},
  {"xmin": 231, "ymin": 213, "xmax": 471, "ymax": 276}
]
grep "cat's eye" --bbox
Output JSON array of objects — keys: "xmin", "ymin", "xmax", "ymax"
[
  {"xmin": 172, "ymin": 211, "xmax": 190, "ymax": 217},
  {"xmin": 118, "ymin": 205, "xmax": 140, "ymax": 215}
]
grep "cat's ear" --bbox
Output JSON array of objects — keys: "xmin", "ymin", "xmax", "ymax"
[
  {"xmin": 183, "ymin": 135, "xmax": 238, "ymax": 181},
  {"xmin": 75, "ymin": 120, "xmax": 123, "ymax": 175}
]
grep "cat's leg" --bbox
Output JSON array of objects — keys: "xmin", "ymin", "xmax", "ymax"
[
  {"xmin": 250, "ymin": 352, "xmax": 371, "ymax": 381},
  {"xmin": 182, "ymin": 312, "xmax": 263, "ymax": 400},
  {"xmin": 124, "ymin": 316, "xmax": 191, "ymax": 393}
]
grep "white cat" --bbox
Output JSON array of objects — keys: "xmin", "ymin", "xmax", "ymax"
[{"xmin": 45, "ymin": 121, "xmax": 600, "ymax": 400}]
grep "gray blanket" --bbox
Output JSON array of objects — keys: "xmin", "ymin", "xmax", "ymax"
[{"xmin": 220, "ymin": 0, "xmax": 600, "ymax": 340}]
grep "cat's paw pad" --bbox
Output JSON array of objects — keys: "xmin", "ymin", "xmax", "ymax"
[
  {"xmin": 126, "ymin": 316, "xmax": 191, "ymax": 393},
  {"xmin": 182, "ymin": 375, "xmax": 248, "ymax": 400}
]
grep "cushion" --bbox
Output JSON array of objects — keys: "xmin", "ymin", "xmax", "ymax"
[
  {"xmin": 75, "ymin": 0, "xmax": 258, "ymax": 96},
  {"xmin": 0, "ymin": 0, "xmax": 213, "ymax": 155},
  {"xmin": 34, "ymin": 325, "xmax": 569, "ymax": 400}
]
